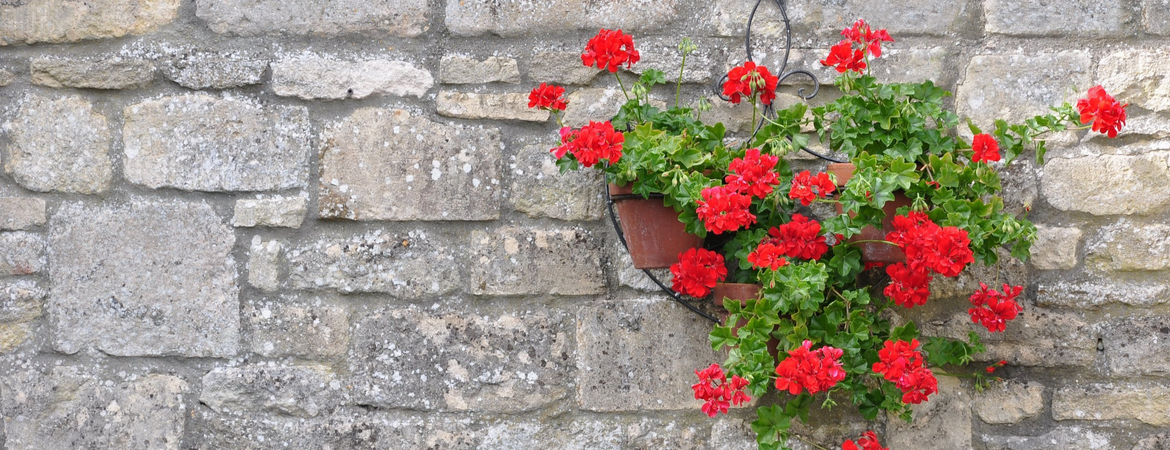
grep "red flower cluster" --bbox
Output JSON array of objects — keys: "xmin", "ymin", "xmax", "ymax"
[
  {"xmin": 968, "ymin": 283, "xmax": 1024, "ymax": 332},
  {"xmin": 722, "ymin": 61, "xmax": 779, "ymax": 105},
  {"xmin": 843, "ymin": 431, "xmax": 888, "ymax": 450},
  {"xmin": 1077, "ymin": 85, "xmax": 1128, "ymax": 138},
  {"xmin": 725, "ymin": 149, "xmax": 781, "ymax": 199},
  {"xmin": 774, "ymin": 340, "xmax": 847, "ymax": 395},
  {"xmin": 985, "ymin": 360, "xmax": 1007, "ymax": 374},
  {"xmin": 821, "ymin": 20, "xmax": 892, "ymax": 73},
  {"xmin": 971, "ymin": 133, "xmax": 1001, "ymax": 163},
  {"xmin": 527, "ymin": 83, "xmax": 567, "ymax": 111},
  {"xmin": 692, "ymin": 363, "xmax": 751, "ymax": 417},
  {"xmin": 760, "ymin": 214, "xmax": 830, "ymax": 261},
  {"xmin": 841, "ymin": 19, "xmax": 894, "ymax": 58},
  {"xmin": 551, "ymin": 121, "xmax": 624, "ymax": 168},
  {"xmin": 789, "ymin": 170, "xmax": 836, "ymax": 206},
  {"xmin": 883, "ymin": 263, "xmax": 932, "ymax": 308},
  {"xmin": 581, "ymin": 29, "xmax": 640, "ymax": 73},
  {"xmin": 872, "ymin": 339, "xmax": 938, "ymax": 405},
  {"xmin": 670, "ymin": 248, "xmax": 728, "ymax": 298},
  {"xmin": 883, "ymin": 212, "xmax": 974, "ymax": 308},
  {"xmin": 696, "ymin": 186, "xmax": 756, "ymax": 235},
  {"xmin": 821, "ymin": 41, "xmax": 866, "ymax": 74},
  {"xmin": 746, "ymin": 242, "xmax": 790, "ymax": 270}
]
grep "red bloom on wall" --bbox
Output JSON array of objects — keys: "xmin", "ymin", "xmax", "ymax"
[
  {"xmin": 722, "ymin": 61, "xmax": 780, "ymax": 105},
  {"xmin": 726, "ymin": 148, "xmax": 781, "ymax": 199},
  {"xmin": 747, "ymin": 242, "xmax": 790, "ymax": 271},
  {"xmin": 841, "ymin": 19, "xmax": 894, "ymax": 58},
  {"xmin": 1077, "ymin": 85, "xmax": 1128, "ymax": 138},
  {"xmin": 774, "ymin": 340, "xmax": 847, "ymax": 395},
  {"xmin": 670, "ymin": 248, "xmax": 728, "ymax": 298},
  {"xmin": 886, "ymin": 212, "xmax": 973, "ymax": 278},
  {"xmin": 883, "ymin": 262, "xmax": 932, "ymax": 308},
  {"xmin": 872, "ymin": 339, "xmax": 938, "ymax": 404},
  {"xmin": 843, "ymin": 431, "xmax": 889, "ymax": 450},
  {"xmin": 971, "ymin": 133, "xmax": 1001, "ymax": 163},
  {"xmin": 553, "ymin": 121, "xmax": 624, "ymax": 168},
  {"xmin": 968, "ymin": 283, "xmax": 1024, "ymax": 332},
  {"xmin": 696, "ymin": 185, "xmax": 757, "ymax": 235},
  {"xmin": 692, "ymin": 363, "xmax": 751, "ymax": 417},
  {"xmin": 582, "ymin": 29, "xmax": 640, "ymax": 73},
  {"xmin": 767, "ymin": 214, "xmax": 830, "ymax": 260},
  {"xmin": 527, "ymin": 83, "xmax": 568, "ymax": 111},
  {"xmin": 821, "ymin": 40, "xmax": 867, "ymax": 74},
  {"xmin": 789, "ymin": 170, "xmax": 836, "ymax": 206}
]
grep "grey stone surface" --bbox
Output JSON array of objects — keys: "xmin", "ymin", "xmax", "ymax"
[
  {"xmin": 446, "ymin": 0, "xmax": 681, "ymax": 36},
  {"xmin": 0, "ymin": 280, "xmax": 45, "ymax": 353},
  {"xmin": 714, "ymin": 0, "xmax": 972, "ymax": 40},
  {"xmin": 887, "ymin": 376, "xmax": 972, "ymax": 450},
  {"xmin": 1, "ymin": 366, "xmax": 188, "ymax": 450},
  {"xmin": 0, "ymin": 68, "xmax": 13, "ymax": 86},
  {"xmin": 161, "ymin": 51, "xmax": 267, "ymax": 89},
  {"xmin": 927, "ymin": 249, "xmax": 1027, "ymax": 301},
  {"xmin": 436, "ymin": 91, "xmax": 549, "ymax": 122},
  {"xmin": 3, "ymin": 95, "xmax": 113, "ymax": 194},
  {"xmin": 1086, "ymin": 219, "xmax": 1170, "ymax": 271},
  {"xmin": 287, "ymin": 230, "xmax": 460, "ymax": 297},
  {"xmin": 1135, "ymin": 433, "xmax": 1170, "ymax": 450},
  {"xmin": 0, "ymin": 232, "xmax": 45, "ymax": 276},
  {"xmin": 1147, "ymin": 0, "xmax": 1170, "ymax": 34},
  {"xmin": 439, "ymin": 55, "xmax": 520, "ymax": 84},
  {"xmin": 349, "ymin": 305, "xmax": 573, "ymax": 411},
  {"xmin": 985, "ymin": 0, "xmax": 1129, "ymax": 36},
  {"xmin": 31, "ymin": 57, "xmax": 155, "ymax": 89},
  {"xmin": 529, "ymin": 51, "xmax": 601, "ymax": 85},
  {"xmin": 201, "ymin": 364, "xmax": 342, "ymax": 417},
  {"xmin": 562, "ymin": 87, "xmax": 628, "ymax": 128},
  {"xmin": 510, "ymin": 144, "xmax": 605, "ymax": 221},
  {"xmin": 1098, "ymin": 48, "xmax": 1170, "ymax": 113},
  {"xmin": 271, "ymin": 54, "xmax": 432, "ymax": 100},
  {"xmin": 468, "ymin": 226, "xmax": 605, "ymax": 296},
  {"xmin": 247, "ymin": 236, "xmax": 282, "ymax": 291},
  {"xmin": 918, "ymin": 308, "xmax": 1096, "ymax": 367},
  {"xmin": 1052, "ymin": 384, "xmax": 1170, "ymax": 426},
  {"xmin": 974, "ymin": 381, "xmax": 1046, "ymax": 424},
  {"xmin": 243, "ymin": 295, "xmax": 349, "ymax": 359},
  {"xmin": 1042, "ymin": 153, "xmax": 1170, "ymax": 215},
  {"xmin": 627, "ymin": 36, "xmax": 717, "ymax": 84},
  {"xmin": 196, "ymin": 0, "xmax": 429, "ymax": 37},
  {"xmin": 233, "ymin": 195, "xmax": 307, "ymax": 228},
  {"xmin": 1037, "ymin": 278, "xmax": 1170, "ymax": 308},
  {"xmin": 1101, "ymin": 315, "xmax": 1170, "ymax": 376},
  {"xmin": 0, "ymin": 0, "xmax": 179, "ymax": 45},
  {"xmin": 982, "ymin": 426, "xmax": 1115, "ymax": 450},
  {"xmin": 49, "ymin": 199, "xmax": 239, "ymax": 357},
  {"xmin": 318, "ymin": 108, "xmax": 502, "ymax": 221},
  {"xmin": 1032, "ymin": 226, "xmax": 1082, "ymax": 270},
  {"xmin": 577, "ymin": 298, "xmax": 722, "ymax": 411},
  {"xmin": 957, "ymin": 52, "xmax": 1092, "ymax": 129},
  {"xmin": 0, "ymin": 197, "xmax": 46, "ymax": 230},
  {"xmin": 123, "ymin": 94, "xmax": 310, "ymax": 192}
]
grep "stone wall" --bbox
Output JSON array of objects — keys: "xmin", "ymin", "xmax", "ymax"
[{"xmin": 0, "ymin": 0, "xmax": 1167, "ymax": 448}]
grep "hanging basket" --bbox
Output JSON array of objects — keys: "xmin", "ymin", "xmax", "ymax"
[
  {"xmin": 609, "ymin": 184, "xmax": 703, "ymax": 269},
  {"xmin": 827, "ymin": 163, "xmax": 910, "ymax": 264}
]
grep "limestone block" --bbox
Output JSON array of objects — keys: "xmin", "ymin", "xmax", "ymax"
[{"xmin": 3, "ymin": 95, "xmax": 113, "ymax": 194}]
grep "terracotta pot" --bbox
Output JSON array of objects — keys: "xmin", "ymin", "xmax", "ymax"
[
  {"xmin": 827, "ymin": 163, "xmax": 910, "ymax": 263},
  {"xmin": 609, "ymin": 184, "xmax": 703, "ymax": 269},
  {"xmin": 712, "ymin": 283, "xmax": 780, "ymax": 361}
]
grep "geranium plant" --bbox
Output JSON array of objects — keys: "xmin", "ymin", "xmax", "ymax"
[{"xmin": 529, "ymin": 21, "xmax": 1127, "ymax": 450}]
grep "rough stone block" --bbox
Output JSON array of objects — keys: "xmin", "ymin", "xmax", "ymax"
[
  {"xmin": 982, "ymin": 427, "xmax": 1115, "ymax": 450},
  {"xmin": 1032, "ymin": 226, "xmax": 1082, "ymax": 270},
  {"xmin": 0, "ymin": 280, "xmax": 45, "ymax": 353},
  {"xmin": 957, "ymin": 52, "xmax": 1092, "ymax": 129},
  {"xmin": 530, "ymin": 51, "xmax": 601, "ymax": 85},
  {"xmin": 233, "ymin": 195, "xmax": 307, "ymax": 228},
  {"xmin": 563, "ymin": 87, "xmax": 626, "ymax": 128},
  {"xmin": 196, "ymin": 0, "xmax": 428, "ymax": 37},
  {"xmin": 271, "ymin": 54, "xmax": 432, "ymax": 100},
  {"xmin": 1037, "ymin": 278, "xmax": 1170, "ymax": 308},
  {"xmin": 201, "ymin": 365, "xmax": 342, "ymax": 417},
  {"xmin": 3, "ymin": 95, "xmax": 113, "ymax": 194},
  {"xmin": 49, "ymin": 199, "xmax": 239, "ymax": 357},
  {"xmin": 161, "ymin": 51, "xmax": 266, "ymax": 89},
  {"xmin": 0, "ymin": 232, "xmax": 44, "ymax": 276},
  {"xmin": 1147, "ymin": 0, "xmax": 1170, "ymax": 34},
  {"xmin": 918, "ymin": 308, "xmax": 1095, "ymax": 367},
  {"xmin": 1101, "ymin": 315, "xmax": 1170, "ymax": 376},
  {"xmin": 248, "ymin": 236, "xmax": 282, "ymax": 291},
  {"xmin": 0, "ymin": 68, "xmax": 13, "ymax": 86},
  {"xmin": 985, "ymin": 0, "xmax": 1128, "ymax": 36},
  {"xmin": 628, "ymin": 36, "xmax": 717, "ymax": 84},
  {"xmin": 510, "ymin": 144, "xmax": 605, "ymax": 220},
  {"xmin": 287, "ymin": 230, "xmax": 460, "ymax": 297},
  {"xmin": 1, "ymin": 366, "xmax": 187, "ymax": 449},
  {"xmin": 123, "ymin": 94, "xmax": 310, "ymax": 192},
  {"xmin": 1053, "ymin": 384, "xmax": 1170, "ymax": 426},
  {"xmin": 0, "ymin": 0, "xmax": 179, "ymax": 45},
  {"xmin": 319, "ymin": 109, "xmax": 502, "ymax": 221},
  {"xmin": 31, "ymin": 57, "xmax": 155, "ymax": 89},
  {"xmin": 1136, "ymin": 433, "xmax": 1170, "ymax": 450},
  {"xmin": 468, "ymin": 226, "xmax": 605, "ymax": 296},
  {"xmin": 974, "ymin": 381, "xmax": 1045, "ymax": 424},
  {"xmin": 243, "ymin": 295, "xmax": 349, "ymax": 359},
  {"xmin": 436, "ymin": 91, "xmax": 549, "ymax": 122},
  {"xmin": 887, "ymin": 376, "xmax": 972, "ymax": 450},
  {"xmin": 446, "ymin": 0, "xmax": 681, "ymax": 36},
  {"xmin": 1086, "ymin": 219, "xmax": 1170, "ymax": 271},
  {"xmin": 577, "ymin": 298, "xmax": 721, "ymax": 411},
  {"xmin": 714, "ymin": 0, "xmax": 972, "ymax": 40},
  {"xmin": 349, "ymin": 305, "xmax": 574, "ymax": 411},
  {"xmin": 1042, "ymin": 153, "xmax": 1170, "ymax": 215},
  {"xmin": 927, "ymin": 249, "xmax": 1027, "ymax": 301},
  {"xmin": 1098, "ymin": 48, "xmax": 1170, "ymax": 113},
  {"xmin": 0, "ymin": 197, "xmax": 46, "ymax": 230},
  {"xmin": 439, "ymin": 55, "xmax": 520, "ymax": 84}
]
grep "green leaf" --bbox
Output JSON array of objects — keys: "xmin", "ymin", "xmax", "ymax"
[
  {"xmin": 639, "ymin": 68, "xmax": 667, "ymax": 86},
  {"xmin": 891, "ymin": 321, "xmax": 919, "ymax": 342}
]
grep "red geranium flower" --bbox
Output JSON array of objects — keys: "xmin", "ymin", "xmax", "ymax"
[
  {"xmin": 821, "ymin": 40, "xmax": 867, "ymax": 74},
  {"xmin": 552, "ymin": 121, "xmax": 624, "ymax": 168},
  {"xmin": 763, "ymin": 214, "xmax": 830, "ymax": 260},
  {"xmin": 789, "ymin": 170, "xmax": 836, "ymax": 206},
  {"xmin": 581, "ymin": 29, "xmax": 640, "ymax": 73},
  {"xmin": 725, "ymin": 148, "xmax": 781, "ymax": 199},
  {"xmin": 696, "ymin": 185, "xmax": 757, "ymax": 235},
  {"xmin": 968, "ymin": 283, "xmax": 1024, "ymax": 332},
  {"xmin": 971, "ymin": 133, "xmax": 1000, "ymax": 163},
  {"xmin": 843, "ymin": 431, "xmax": 889, "ymax": 450},
  {"xmin": 841, "ymin": 19, "xmax": 894, "ymax": 58},
  {"xmin": 746, "ymin": 242, "xmax": 790, "ymax": 271},
  {"xmin": 872, "ymin": 339, "xmax": 938, "ymax": 404},
  {"xmin": 527, "ymin": 83, "xmax": 568, "ymax": 111},
  {"xmin": 883, "ymin": 262, "xmax": 932, "ymax": 308},
  {"xmin": 886, "ymin": 212, "xmax": 973, "ymax": 278},
  {"xmin": 774, "ymin": 340, "xmax": 847, "ymax": 395},
  {"xmin": 722, "ymin": 61, "xmax": 780, "ymax": 105},
  {"xmin": 692, "ymin": 363, "xmax": 751, "ymax": 417},
  {"xmin": 1077, "ymin": 85, "xmax": 1128, "ymax": 138},
  {"xmin": 670, "ymin": 248, "xmax": 728, "ymax": 298}
]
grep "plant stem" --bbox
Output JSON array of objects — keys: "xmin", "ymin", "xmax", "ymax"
[
  {"xmin": 615, "ymin": 72, "xmax": 630, "ymax": 102},
  {"xmin": 676, "ymin": 52, "xmax": 687, "ymax": 109},
  {"xmin": 791, "ymin": 433, "xmax": 833, "ymax": 450}
]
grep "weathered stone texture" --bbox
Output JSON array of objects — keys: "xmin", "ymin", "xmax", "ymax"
[
  {"xmin": 919, "ymin": 309, "xmax": 1096, "ymax": 367},
  {"xmin": 714, "ymin": 0, "xmax": 971, "ymax": 39},
  {"xmin": 982, "ymin": 427, "xmax": 1115, "ymax": 450},
  {"xmin": 243, "ymin": 295, "xmax": 349, "ymax": 358},
  {"xmin": 529, "ymin": 51, "xmax": 601, "ymax": 85},
  {"xmin": 436, "ymin": 91, "xmax": 549, "ymax": 122},
  {"xmin": 1032, "ymin": 226, "xmax": 1082, "ymax": 270},
  {"xmin": 123, "ymin": 94, "xmax": 310, "ymax": 192},
  {"xmin": 31, "ymin": 57, "xmax": 155, "ymax": 89},
  {"xmin": 287, "ymin": 230, "xmax": 459, "ymax": 297},
  {"xmin": 349, "ymin": 305, "xmax": 573, "ymax": 411},
  {"xmin": 0, "ymin": 68, "xmax": 13, "ymax": 86},
  {"xmin": 469, "ymin": 226, "xmax": 605, "ymax": 296},
  {"xmin": 887, "ymin": 376, "xmax": 972, "ymax": 450},
  {"xmin": 3, "ymin": 95, "xmax": 113, "ymax": 194},
  {"xmin": 1086, "ymin": 219, "xmax": 1170, "ymax": 271},
  {"xmin": 563, "ymin": 87, "xmax": 627, "ymax": 128},
  {"xmin": 974, "ymin": 381, "xmax": 1045, "ymax": 424},
  {"xmin": 201, "ymin": 365, "xmax": 342, "ymax": 417},
  {"xmin": 577, "ymin": 298, "xmax": 721, "ymax": 411},
  {"xmin": 248, "ymin": 237, "xmax": 282, "ymax": 292},
  {"xmin": 1052, "ymin": 384, "xmax": 1170, "ymax": 426},
  {"xmin": 49, "ymin": 200, "xmax": 239, "ymax": 357},
  {"xmin": 0, "ymin": 280, "xmax": 45, "ymax": 353},
  {"xmin": 1136, "ymin": 433, "xmax": 1170, "ymax": 450},
  {"xmin": 1147, "ymin": 0, "xmax": 1170, "ymax": 34},
  {"xmin": 440, "ymin": 55, "xmax": 520, "ymax": 84},
  {"xmin": 196, "ymin": 0, "xmax": 429, "ymax": 37},
  {"xmin": 271, "ymin": 54, "xmax": 432, "ymax": 100},
  {"xmin": 233, "ymin": 195, "xmax": 307, "ymax": 228},
  {"xmin": 928, "ymin": 250, "xmax": 1027, "ymax": 301},
  {"xmin": 1042, "ymin": 153, "xmax": 1170, "ymax": 215},
  {"xmin": 1098, "ymin": 49, "xmax": 1170, "ymax": 113},
  {"xmin": 1, "ymin": 367, "xmax": 187, "ymax": 450},
  {"xmin": 958, "ymin": 52, "xmax": 1092, "ymax": 128},
  {"xmin": 161, "ymin": 52, "xmax": 267, "ymax": 89},
  {"xmin": 0, "ymin": 0, "xmax": 179, "ymax": 45},
  {"xmin": 985, "ymin": 0, "xmax": 1128, "ymax": 36},
  {"xmin": 446, "ymin": 0, "xmax": 681, "ymax": 36},
  {"xmin": 0, "ymin": 232, "xmax": 45, "ymax": 276},
  {"xmin": 510, "ymin": 145, "xmax": 605, "ymax": 220},
  {"xmin": 629, "ymin": 37, "xmax": 716, "ymax": 84},
  {"xmin": 319, "ymin": 109, "xmax": 502, "ymax": 221},
  {"xmin": 0, "ymin": 198, "xmax": 46, "ymax": 230},
  {"xmin": 1037, "ymin": 278, "xmax": 1170, "ymax": 308},
  {"xmin": 1101, "ymin": 316, "xmax": 1170, "ymax": 376}
]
